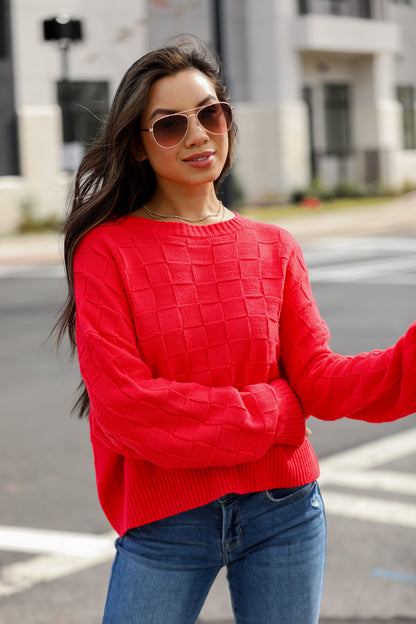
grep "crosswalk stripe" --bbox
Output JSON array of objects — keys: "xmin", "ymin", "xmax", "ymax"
[
  {"xmin": 319, "ymin": 469, "xmax": 416, "ymax": 495},
  {"xmin": 319, "ymin": 426, "xmax": 416, "ymax": 530},
  {"xmin": 0, "ymin": 526, "xmax": 115, "ymax": 558},
  {"xmin": 319, "ymin": 427, "xmax": 416, "ymax": 471},
  {"xmin": 0, "ymin": 528, "xmax": 115, "ymax": 597},
  {"xmin": 308, "ymin": 255, "xmax": 416, "ymax": 282},
  {"xmin": 322, "ymin": 491, "xmax": 416, "ymax": 529},
  {"xmin": 0, "ymin": 551, "xmax": 113, "ymax": 598},
  {"xmin": 303, "ymin": 236, "xmax": 416, "ymax": 284}
]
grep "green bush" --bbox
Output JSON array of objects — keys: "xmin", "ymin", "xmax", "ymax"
[{"xmin": 18, "ymin": 202, "xmax": 63, "ymax": 233}]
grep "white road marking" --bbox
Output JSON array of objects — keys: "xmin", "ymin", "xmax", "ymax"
[
  {"xmin": 322, "ymin": 492, "xmax": 416, "ymax": 529},
  {"xmin": 0, "ymin": 551, "xmax": 113, "ymax": 598},
  {"xmin": 309, "ymin": 255, "xmax": 416, "ymax": 283},
  {"xmin": 0, "ymin": 528, "xmax": 115, "ymax": 597},
  {"xmin": 319, "ymin": 427, "xmax": 416, "ymax": 471},
  {"xmin": 304, "ymin": 236, "xmax": 416, "ymax": 284},
  {"xmin": 319, "ymin": 426, "xmax": 416, "ymax": 530},
  {"xmin": 0, "ymin": 526, "xmax": 115, "ymax": 558},
  {"xmin": 319, "ymin": 469, "xmax": 416, "ymax": 495},
  {"xmin": 304, "ymin": 236, "xmax": 416, "ymax": 262}
]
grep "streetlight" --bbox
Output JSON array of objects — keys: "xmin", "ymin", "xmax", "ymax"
[
  {"xmin": 42, "ymin": 15, "xmax": 83, "ymax": 170},
  {"xmin": 43, "ymin": 15, "xmax": 83, "ymax": 81}
]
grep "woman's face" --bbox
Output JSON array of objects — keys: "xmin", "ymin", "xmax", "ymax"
[{"xmin": 137, "ymin": 69, "xmax": 229, "ymax": 193}]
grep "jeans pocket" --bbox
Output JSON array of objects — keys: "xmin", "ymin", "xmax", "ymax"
[{"xmin": 261, "ymin": 480, "xmax": 316, "ymax": 505}]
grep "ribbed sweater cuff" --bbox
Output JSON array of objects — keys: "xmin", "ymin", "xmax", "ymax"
[{"xmin": 270, "ymin": 379, "xmax": 306, "ymax": 447}]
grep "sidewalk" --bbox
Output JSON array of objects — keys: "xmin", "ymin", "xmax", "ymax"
[
  {"xmin": 0, "ymin": 232, "xmax": 63, "ymax": 266},
  {"xmin": 275, "ymin": 191, "xmax": 416, "ymax": 242},
  {"xmin": 1, "ymin": 192, "xmax": 416, "ymax": 267}
]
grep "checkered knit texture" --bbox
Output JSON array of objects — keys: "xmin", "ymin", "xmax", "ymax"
[{"xmin": 73, "ymin": 213, "xmax": 416, "ymax": 534}]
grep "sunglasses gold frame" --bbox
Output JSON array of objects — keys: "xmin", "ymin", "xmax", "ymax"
[{"xmin": 140, "ymin": 101, "xmax": 233, "ymax": 149}]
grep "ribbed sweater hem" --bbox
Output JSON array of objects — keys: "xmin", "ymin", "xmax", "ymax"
[{"xmin": 95, "ymin": 439, "xmax": 320, "ymax": 535}]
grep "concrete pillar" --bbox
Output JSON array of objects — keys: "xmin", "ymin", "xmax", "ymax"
[
  {"xmin": 234, "ymin": 100, "xmax": 309, "ymax": 203},
  {"xmin": 233, "ymin": 0, "xmax": 309, "ymax": 201},
  {"xmin": 17, "ymin": 104, "xmax": 68, "ymax": 219},
  {"xmin": 353, "ymin": 53, "xmax": 401, "ymax": 188}
]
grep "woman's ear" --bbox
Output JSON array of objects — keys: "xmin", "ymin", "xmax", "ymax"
[{"xmin": 130, "ymin": 136, "xmax": 147, "ymax": 163}]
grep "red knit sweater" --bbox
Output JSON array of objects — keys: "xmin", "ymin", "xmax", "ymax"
[{"xmin": 73, "ymin": 213, "xmax": 416, "ymax": 535}]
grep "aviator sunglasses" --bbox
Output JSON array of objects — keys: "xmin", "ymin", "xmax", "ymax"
[{"xmin": 140, "ymin": 101, "xmax": 233, "ymax": 148}]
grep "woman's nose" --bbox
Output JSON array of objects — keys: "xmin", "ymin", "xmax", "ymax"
[{"xmin": 183, "ymin": 113, "xmax": 209, "ymax": 145}]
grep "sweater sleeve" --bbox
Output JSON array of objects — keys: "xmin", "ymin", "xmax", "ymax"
[
  {"xmin": 279, "ymin": 237, "xmax": 416, "ymax": 423},
  {"xmin": 73, "ymin": 238, "xmax": 306, "ymax": 470}
]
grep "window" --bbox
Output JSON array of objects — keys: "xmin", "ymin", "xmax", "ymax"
[
  {"xmin": 397, "ymin": 86, "xmax": 416, "ymax": 150},
  {"xmin": 324, "ymin": 84, "xmax": 352, "ymax": 154},
  {"xmin": 57, "ymin": 80, "xmax": 109, "ymax": 170},
  {"xmin": 298, "ymin": 0, "xmax": 373, "ymax": 17},
  {"xmin": 329, "ymin": 1, "xmax": 355, "ymax": 16}
]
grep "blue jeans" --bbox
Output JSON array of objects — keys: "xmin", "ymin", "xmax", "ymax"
[{"xmin": 102, "ymin": 481, "xmax": 326, "ymax": 624}]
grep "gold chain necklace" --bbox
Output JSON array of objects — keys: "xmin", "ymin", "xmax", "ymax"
[{"xmin": 142, "ymin": 201, "xmax": 223, "ymax": 223}]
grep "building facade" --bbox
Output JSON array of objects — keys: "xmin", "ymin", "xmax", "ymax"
[
  {"xmin": 0, "ymin": 0, "xmax": 147, "ymax": 232},
  {"xmin": 1, "ymin": 0, "xmax": 416, "ymax": 231}
]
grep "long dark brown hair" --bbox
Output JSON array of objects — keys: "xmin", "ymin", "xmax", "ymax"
[{"xmin": 56, "ymin": 35, "xmax": 237, "ymax": 418}]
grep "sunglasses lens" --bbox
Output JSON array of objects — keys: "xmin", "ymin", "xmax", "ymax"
[
  {"xmin": 153, "ymin": 114, "xmax": 188, "ymax": 147},
  {"xmin": 151, "ymin": 103, "xmax": 233, "ymax": 147},
  {"xmin": 198, "ymin": 103, "xmax": 232, "ymax": 134}
]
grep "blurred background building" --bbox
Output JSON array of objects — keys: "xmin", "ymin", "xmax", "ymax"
[{"xmin": 1, "ymin": 0, "xmax": 416, "ymax": 231}]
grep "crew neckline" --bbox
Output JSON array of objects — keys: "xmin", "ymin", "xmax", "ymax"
[{"xmin": 119, "ymin": 211, "xmax": 251, "ymax": 238}]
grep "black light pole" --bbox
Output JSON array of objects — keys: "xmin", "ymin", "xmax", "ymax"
[
  {"xmin": 211, "ymin": 0, "xmax": 232, "ymax": 208},
  {"xmin": 212, "ymin": 0, "xmax": 224, "ymax": 61},
  {"xmin": 43, "ymin": 15, "xmax": 83, "ymax": 80},
  {"xmin": 43, "ymin": 15, "xmax": 83, "ymax": 170}
]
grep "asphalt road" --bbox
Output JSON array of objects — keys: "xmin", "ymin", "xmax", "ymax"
[{"xmin": 0, "ymin": 234, "xmax": 415, "ymax": 623}]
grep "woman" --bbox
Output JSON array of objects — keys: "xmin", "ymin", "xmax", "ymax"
[{"xmin": 57, "ymin": 36, "xmax": 416, "ymax": 623}]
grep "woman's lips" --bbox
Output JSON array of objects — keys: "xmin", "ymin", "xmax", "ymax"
[{"xmin": 183, "ymin": 151, "xmax": 215, "ymax": 168}]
